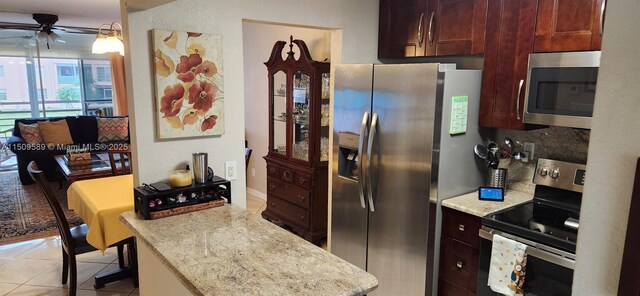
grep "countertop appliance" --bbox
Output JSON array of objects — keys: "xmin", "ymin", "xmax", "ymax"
[
  {"xmin": 523, "ymin": 51, "xmax": 600, "ymax": 129},
  {"xmin": 477, "ymin": 158, "xmax": 586, "ymax": 295},
  {"xmin": 331, "ymin": 63, "xmax": 485, "ymax": 295}
]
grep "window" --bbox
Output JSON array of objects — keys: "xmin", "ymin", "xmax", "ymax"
[
  {"xmin": 96, "ymin": 66, "xmax": 111, "ymax": 82},
  {"xmin": 103, "ymin": 88, "xmax": 113, "ymax": 99},
  {"xmin": 36, "ymin": 89, "xmax": 48, "ymax": 101},
  {"xmin": 0, "ymin": 89, "xmax": 6, "ymax": 101},
  {"xmin": 57, "ymin": 64, "xmax": 79, "ymax": 84},
  {"xmin": 0, "ymin": 65, "xmax": 4, "ymax": 77}
]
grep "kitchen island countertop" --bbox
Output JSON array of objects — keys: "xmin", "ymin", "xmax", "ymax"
[
  {"xmin": 120, "ymin": 205, "xmax": 377, "ymax": 296},
  {"xmin": 442, "ymin": 190, "xmax": 533, "ymax": 217}
]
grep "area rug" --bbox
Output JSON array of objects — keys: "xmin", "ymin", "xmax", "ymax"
[{"xmin": 0, "ymin": 170, "xmax": 83, "ymax": 245}]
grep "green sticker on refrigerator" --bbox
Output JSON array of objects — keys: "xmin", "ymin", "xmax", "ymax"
[{"xmin": 450, "ymin": 96, "xmax": 468, "ymax": 135}]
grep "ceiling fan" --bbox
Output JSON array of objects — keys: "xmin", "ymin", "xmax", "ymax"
[{"xmin": 0, "ymin": 14, "xmax": 99, "ymax": 49}]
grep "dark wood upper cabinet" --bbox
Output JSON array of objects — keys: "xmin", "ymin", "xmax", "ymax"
[
  {"xmin": 479, "ymin": 0, "xmax": 537, "ymax": 130},
  {"xmin": 378, "ymin": 0, "xmax": 488, "ymax": 58},
  {"xmin": 534, "ymin": 0, "xmax": 606, "ymax": 52},
  {"xmin": 425, "ymin": 0, "xmax": 488, "ymax": 56},
  {"xmin": 378, "ymin": 0, "xmax": 426, "ymax": 58}
]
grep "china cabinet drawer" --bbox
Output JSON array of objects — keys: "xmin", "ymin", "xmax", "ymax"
[
  {"xmin": 267, "ymin": 178, "xmax": 311, "ymax": 209},
  {"xmin": 442, "ymin": 207, "xmax": 481, "ymax": 247},
  {"xmin": 266, "ymin": 196, "xmax": 310, "ymax": 228},
  {"xmin": 267, "ymin": 163, "xmax": 312, "ymax": 190}
]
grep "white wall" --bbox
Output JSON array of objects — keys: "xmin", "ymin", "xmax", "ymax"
[
  {"xmin": 242, "ymin": 21, "xmax": 331, "ymax": 198},
  {"xmin": 574, "ymin": 1, "xmax": 640, "ymax": 294},
  {"xmin": 121, "ymin": 0, "xmax": 379, "ymax": 209}
]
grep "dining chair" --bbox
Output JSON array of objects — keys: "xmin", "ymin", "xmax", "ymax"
[
  {"xmin": 245, "ymin": 147, "xmax": 252, "ymax": 169},
  {"xmin": 27, "ymin": 161, "xmax": 130, "ymax": 296},
  {"xmin": 108, "ymin": 148, "xmax": 132, "ymax": 176}
]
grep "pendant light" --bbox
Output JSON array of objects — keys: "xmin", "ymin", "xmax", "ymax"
[{"xmin": 92, "ymin": 22, "xmax": 124, "ymax": 56}]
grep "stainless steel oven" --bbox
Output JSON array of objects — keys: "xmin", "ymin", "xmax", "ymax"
[
  {"xmin": 477, "ymin": 159, "xmax": 586, "ymax": 295},
  {"xmin": 477, "ymin": 227, "xmax": 575, "ymax": 296},
  {"xmin": 523, "ymin": 51, "xmax": 600, "ymax": 129}
]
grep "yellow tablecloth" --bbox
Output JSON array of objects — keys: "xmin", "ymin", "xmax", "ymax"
[{"xmin": 67, "ymin": 174, "xmax": 134, "ymax": 251}]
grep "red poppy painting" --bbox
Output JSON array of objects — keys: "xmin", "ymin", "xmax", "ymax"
[{"xmin": 152, "ymin": 29, "xmax": 224, "ymax": 139}]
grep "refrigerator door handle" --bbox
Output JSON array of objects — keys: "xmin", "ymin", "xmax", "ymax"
[
  {"xmin": 357, "ymin": 111, "xmax": 370, "ymax": 209},
  {"xmin": 366, "ymin": 112, "xmax": 378, "ymax": 212}
]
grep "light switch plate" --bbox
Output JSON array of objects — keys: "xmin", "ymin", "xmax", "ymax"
[{"xmin": 225, "ymin": 161, "xmax": 238, "ymax": 180}]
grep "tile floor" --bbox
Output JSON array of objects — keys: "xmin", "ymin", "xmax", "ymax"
[{"xmin": 0, "ymin": 194, "xmax": 267, "ymax": 296}]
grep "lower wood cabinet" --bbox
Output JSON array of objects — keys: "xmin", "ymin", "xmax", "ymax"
[
  {"xmin": 262, "ymin": 158, "xmax": 327, "ymax": 245},
  {"xmin": 439, "ymin": 207, "xmax": 481, "ymax": 295}
]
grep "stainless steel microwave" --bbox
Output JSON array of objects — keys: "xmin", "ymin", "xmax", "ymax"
[{"xmin": 523, "ymin": 51, "xmax": 600, "ymax": 129}]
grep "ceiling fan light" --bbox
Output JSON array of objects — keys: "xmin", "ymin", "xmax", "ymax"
[
  {"xmin": 36, "ymin": 31, "xmax": 48, "ymax": 41},
  {"xmin": 49, "ymin": 31, "xmax": 62, "ymax": 42}
]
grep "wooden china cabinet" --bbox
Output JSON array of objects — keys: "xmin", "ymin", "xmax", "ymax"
[{"xmin": 262, "ymin": 36, "xmax": 330, "ymax": 245}]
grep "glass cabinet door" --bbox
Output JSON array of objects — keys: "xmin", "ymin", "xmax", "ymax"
[
  {"xmin": 291, "ymin": 71, "xmax": 310, "ymax": 162},
  {"xmin": 320, "ymin": 72, "xmax": 330, "ymax": 162},
  {"xmin": 271, "ymin": 71, "xmax": 287, "ymax": 156}
]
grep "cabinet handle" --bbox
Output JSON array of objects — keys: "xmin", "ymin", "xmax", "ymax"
[
  {"xmin": 417, "ymin": 13, "xmax": 425, "ymax": 48},
  {"xmin": 456, "ymin": 260, "xmax": 464, "ymax": 269},
  {"xmin": 298, "ymin": 214, "xmax": 305, "ymax": 220},
  {"xmin": 600, "ymin": 0, "xmax": 606, "ymax": 36},
  {"xmin": 427, "ymin": 12, "xmax": 435, "ymax": 45},
  {"xmin": 269, "ymin": 167, "xmax": 276, "ymax": 175},
  {"xmin": 268, "ymin": 183, "xmax": 276, "ymax": 191},
  {"xmin": 270, "ymin": 201, "xmax": 276, "ymax": 207},
  {"xmin": 516, "ymin": 79, "xmax": 524, "ymax": 121},
  {"xmin": 298, "ymin": 194, "xmax": 305, "ymax": 201},
  {"xmin": 282, "ymin": 170, "xmax": 293, "ymax": 182},
  {"xmin": 458, "ymin": 224, "xmax": 465, "ymax": 231}
]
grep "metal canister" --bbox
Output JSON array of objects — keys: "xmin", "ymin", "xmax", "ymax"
[
  {"xmin": 192, "ymin": 152, "xmax": 208, "ymax": 184},
  {"xmin": 488, "ymin": 168, "xmax": 507, "ymax": 192}
]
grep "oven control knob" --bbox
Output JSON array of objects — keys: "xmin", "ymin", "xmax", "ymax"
[
  {"xmin": 550, "ymin": 169, "xmax": 560, "ymax": 179},
  {"xmin": 539, "ymin": 167, "xmax": 548, "ymax": 176}
]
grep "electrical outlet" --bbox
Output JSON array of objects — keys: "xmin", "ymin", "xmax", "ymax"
[
  {"xmin": 251, "ymin": 168, "xmax": 255, "ymax": 177},
  {"xmin": 225, "ymin": 161, "xmax": 238, "ymax": 180},
  {"xmin": 524, "ymin": 142, "xmax": 535, "ymax": 161}
]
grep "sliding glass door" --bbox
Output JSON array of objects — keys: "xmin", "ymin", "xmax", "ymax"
[{"xmin": 0, "ymin": 29, "xmax": 114, "ymax": 130}]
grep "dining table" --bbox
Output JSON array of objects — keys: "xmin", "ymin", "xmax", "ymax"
[{"xmin": 67, "ymin": 174, "xmax": 138, "ymax": 288}]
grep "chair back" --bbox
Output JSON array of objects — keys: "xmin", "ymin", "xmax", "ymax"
[
  {"xmin": 108, "ymin": 149, "xmax": 132, "ymax": 175},
  {"xmin": 27, "ymin": 161, "xmax": 74, "ymax": 252},
  {"xmin": 245, "ymin": 148, "xmax": 252, "ymax": 169}
]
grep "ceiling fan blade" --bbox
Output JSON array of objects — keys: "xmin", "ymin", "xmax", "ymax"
[
  {"xmin": 52, "ymin": 26, "xmax": 99, "ymax": 35},
  {"xmin": 0, "ymin": 22, "xmax": 41, "ymax": 31}
]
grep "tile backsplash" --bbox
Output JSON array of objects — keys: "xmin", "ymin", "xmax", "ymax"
[{"xmin": 490, "ymin": 127, "xmax": 590, "ymax": 193}]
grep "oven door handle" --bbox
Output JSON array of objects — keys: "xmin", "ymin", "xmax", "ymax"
[{"xmin": 479, "ymin": 227, "xmax": 576, "ymax": 270}]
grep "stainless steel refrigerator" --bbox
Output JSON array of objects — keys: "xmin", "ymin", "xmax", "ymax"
[{"xmin": 331, "ymin": 63, "xmax": 485, "ymax": 295}]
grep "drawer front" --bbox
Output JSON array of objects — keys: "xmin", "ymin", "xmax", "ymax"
[
  {"xmin": 267, "ymin": 164, "xmax": 280, "ymax": 178},
  {"xmin": 294, "ymin": 172, "xmax": 312, "ymax": 190},
  {"xmin": 442, "ymin": 207, "xmax": 482, "ymax": 247},
  {"xmin": 267, "ymin": 178, "xmax": 311, "ymax": 209},
  {"xmin": 440, "ymin": 236, "xmax": 479, "ymax": 291},
  {"xmin": 438, "ymin": 278, "xmax": 469, "ymax": 296},
  {"xmin": 267, "ymin": 163, "xmax": 312, "ymax": 190},
  {"xmin": 266, "ymin": 196, "xmax": 310, "ymax": 228}
]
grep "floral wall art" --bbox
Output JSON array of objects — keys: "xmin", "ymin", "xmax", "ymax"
[{"xmin": 152, "ymin": 29, "xmax": 224, "ymax": 139}]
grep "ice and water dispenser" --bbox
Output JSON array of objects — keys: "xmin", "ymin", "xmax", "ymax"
[{"xmin": 337, "ymin": 132, "xmax": 360, "ymax": 181}]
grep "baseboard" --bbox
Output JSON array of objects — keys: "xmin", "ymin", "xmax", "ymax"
[{"xmin": 246, "ymin": 187, "xmax": 266, "ymax": 200}]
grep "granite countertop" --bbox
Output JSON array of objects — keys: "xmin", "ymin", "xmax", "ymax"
[
  {"xmin": 441, "ymin": 190, "xmax": 533, "ymax": 217},
  {"xmin": 120, "ymin": 205, "xmax": 378, "ymax": 296}
]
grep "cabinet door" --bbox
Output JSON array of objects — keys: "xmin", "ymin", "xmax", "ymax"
[
  {"xmin": 425, "ymin": 0, "xmax": 488, "ymax": 56},
  {"xmin": 479, "ymin": 0, "xmax": 537, "ymax": 130},
  {"xmin": 378, "ymin": 0, "xmax": 427, "ymax": 58},
  {"xmin": 271, "ymin": 70, "xmax": 288, "ymax": 156},
  {"xmin": 290, "ymin": 71, "xmax": 311, "ymax": 163},
  {"xmin": 534, "ymin": 0, "xmax": 605, "ymax": 52}
]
